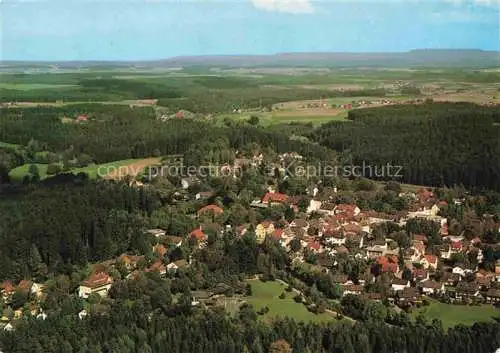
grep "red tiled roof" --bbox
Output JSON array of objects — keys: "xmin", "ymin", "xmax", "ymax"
[
  {"xmin": 262, "ymin": 192, "xmax": 289, "ymax": 204},
  {"xmin": 155, "ymin": 244, "xmax": 168, "ymax": 257},
  {"xmin": 18, "ymin": 280, "xmax": 32, "ymax": 292},
  {"xmin": 1, "ymin": 281, "xmax": 15, "ymax": 294},
  {"xmin": 146, "ymin": 260, "xmax": 166, "ymax": 273},
  {"xmin": 425, "ymin": 255, "xmax": 438, "ymax": 265},
  {"xmin": 343, "ymin": 223, "xmax": 362, "ymax": 235},
  {"xmin": 190, "ymin": 228, "xmax": 207, "ymax": 241},
  {"xmin": 273, "ymin": 228, "xmax": 284, "ymax": 240},
  {"xmin": 377, "ymin": 256, "xmax": 399, "ymax": 273},
  {"xmin": 308, "ymin": 241, "xmax": 321, "ymax": 251},
  {"xmin": 82, "ymin": 272, "xmax": 113, "ymax": 289},
  {"xmin": 414, "ymin": 234, "xmax": 428, "ymax": 243},
  {"xmin": 451, "ymin": 241, "xmax": 463, "ymax": 250},
  {"xmin": 175, "ymin": 111, "xmax": 185, "ymax": 119},
  {"xmin": 413, "ymin": 268, "xmax": 429, "ymax": 280},
  {"xmin": 335, "ymin": 204, "xmax": 358, "ymax": 214},
  {"xmin": 418, "ymin": 188, "xmax": 434, "ymax": 200},
  {"xmin": 197, "ymin": 204, "xmax": 224, "ymax": 216}
]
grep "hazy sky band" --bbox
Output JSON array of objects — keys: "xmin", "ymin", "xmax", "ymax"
[{"xmin": 2, "ymin": 0, "xmax": 499, "ymax": 60}]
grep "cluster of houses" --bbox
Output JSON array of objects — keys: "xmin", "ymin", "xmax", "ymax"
[
  {"xmin": 1, "ymin": 150, "xmax": 499, "ymax": 330},
  {"xmin": 244, "ymin": 186, "xmax": 500, "ymax": 308},
  {"xmin": 0, "ymin": 280, "xmax": 45, "ymax": 331},
  {"xmin": 142, "ymin": 151, "xmax": 500, "ymax": 310}
]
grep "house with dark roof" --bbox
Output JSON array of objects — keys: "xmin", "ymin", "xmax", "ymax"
[
  {"xmin": 418, "ymin": 280, "xmax": 445, "ymax": 295},
  {"xmin": 391, "ymin": 278, "xmax": 410, "ymax": 292},
  {"xmin": 485, "ymin": 288, "xmax": 500, "ymax": 303},
  {"xmin": 454, "ymin": 281, "xmax": 480, "ymax": 301},
  {"xmin": 342, "ymin": 284, "xmax": 363, "ymax": 296},
  {"xmin": 413, "ymin": 268, "xmax": 429, "ymax": 282},
  {"xmin": 396, "ymin": 287, "xmax": 421, "ymax": 305}
]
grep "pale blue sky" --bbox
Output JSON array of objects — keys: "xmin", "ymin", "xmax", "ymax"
[{"xmin": 1, "ymin": 0, "xmax": 499, "ymax": 60}]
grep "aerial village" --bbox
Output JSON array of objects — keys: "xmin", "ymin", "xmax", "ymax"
[{"xmin": 1, "ymin": 150, "xmax": 499, "ymax": 331}]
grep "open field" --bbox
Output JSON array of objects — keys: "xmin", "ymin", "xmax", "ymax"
[
  {"xmin": 0, "ymin": 83, "xmax": 78, "ymax": 90},
  {"xmin": 0, "ymin": 141, "xmax": 22, "ymax": 151},
  {"xmin": 411, "ymin": 299, "xmax": 500, "ymax": 329},
  {"xmin": 245, "ymin": 279, "xmax": 334, "ymax": 323},
  {"xmin": 8, "ymin": 158, "xmax": 161, "ymax": 182},
  {"xmin": 2, "ymin": 67, "xmax": 498, "ymax": 114},
  {"xmin": 8, "ymin": 164, "xmax": 51, "ymax": 181},
  {"xmin": 265, "ymin": 112, "xmax": 349, "ymax": 125},
  {"xmin": 103, "ymin": 157, "xmax": 162, "ymax": 180},
  {"xmin": 3, "ymin": 99, "xmax": 158, "ymax": 108}
]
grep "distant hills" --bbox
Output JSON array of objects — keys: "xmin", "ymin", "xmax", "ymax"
[
  {"xmin": 160, "ymin": 49, "xmax": 500, "ymax": 68},
  {"xmin": 2, "ymin": 49, "xmax": 499, "ymax": 70}
]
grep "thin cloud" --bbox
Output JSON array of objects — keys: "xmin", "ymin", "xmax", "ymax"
[{"xmin": 252, "ymin": 0, "xmax": 315, "ymax": 14}]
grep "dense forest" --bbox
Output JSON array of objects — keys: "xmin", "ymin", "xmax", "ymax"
[
  {"xmin": 0, "ymin": 105, "xmax": 335, "ymax": 164},
  {"xmin": 2, "ymin": 305, "xmax": 499, "ymax": 353},
  {"xmin": 310, "ymin": 103, "xmax": 500, "ymax": 191},
  {"xmin": 0, "ymin": 179, "xmax": 158, "ymax": 281}
]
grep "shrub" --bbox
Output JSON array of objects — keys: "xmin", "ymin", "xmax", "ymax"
[
  {"xmin": 46, "ymin": 163, "xmax": 62, "ymax": 175},
  {"xmin": 245, "ymin": 284, "xmax": 252, "ymax": 296}
]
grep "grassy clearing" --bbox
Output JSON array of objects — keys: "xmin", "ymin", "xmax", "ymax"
[
  {"xmin": 72, "ymin": 159, "xmax": 140, "ymax": 179},
  {"xmin": 8, "ymin": 158, "xmax": 159, "ymax": 182},
  {"xmin": 411, "ymin": 299, "xmax": 500, "ymax": 329},
  {"xmin": 401, "ymin": 183, "xmax": 426, "ymax": 193},
  {"xmin": 266, "ymin": 113, "xmax": 349, "ymax": 126},
  {"xmin": 0, "ymin": 83, "xmax": 78, "ymax": 90},
  {"xmin": 0, "ymin": 141, "xmax": 22, "ymax": 151},
  {"xmin": 8, "ymin": 163, "xmax": 50, "ymax": 182},
  {"xmin": 245, "ymin": 279, "xmax": 333, "ymax": 323},
  {"xmin": 219, "ymin": 109, "xmax": 349, "ymax": 127}
]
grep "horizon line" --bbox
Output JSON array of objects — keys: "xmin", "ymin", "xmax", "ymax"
[{"xmin": 1, "ymin": 48, "xmax": 499, "ymax": 63}]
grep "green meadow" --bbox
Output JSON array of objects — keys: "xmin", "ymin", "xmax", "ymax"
[
  {"xmin": 411, "ymin": 299, "xmax": 500, "ymax": 329},
  {"xmin": 8, "ymin": 159, "xmax": 141, "ymax": 182},
  {"xmin": 245, "ymin": 279, "xmax": 334, "ymax": 323}
]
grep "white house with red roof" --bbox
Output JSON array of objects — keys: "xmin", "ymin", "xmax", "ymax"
[
  {"xmin": 78, "ymin": 272, "xmax": 113, "ymax": 298},
  {"xmin": 450, "ymin": 241, "xmax": 464, "ymax": 253},
  {"xmin": 334, "ymin": 204, "xmax": 361, "ymax": 218},
  {"xmin": 420, "ymin": 254, "xmax": 438, "ymax": 269},
  {"xmin": 262, "ymin": 192, "xmax": 289, "ymax": 205},
  {"xmin": 189, "ymin": 227, "xmax": 208, "ymax": 248}
]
